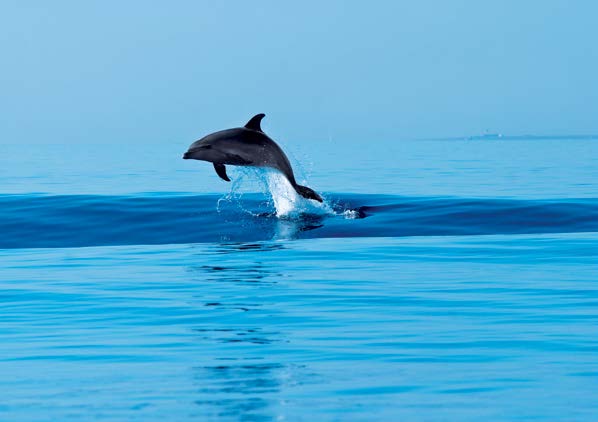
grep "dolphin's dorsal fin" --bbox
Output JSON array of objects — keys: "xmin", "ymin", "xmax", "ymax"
[{"xmin": 244, "ymin": 113, "xmax": 265, "ymax": 132}]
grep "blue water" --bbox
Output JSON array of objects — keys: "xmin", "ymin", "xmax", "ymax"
[
  {"xmin": 1, "ymin": 194, "xmax": 597, "ymax": 248},
  {"xmin": 1, "ymin": 138, "xmax": 597, "ymax": 420}
]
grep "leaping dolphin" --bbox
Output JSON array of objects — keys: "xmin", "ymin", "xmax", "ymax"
[{"xmin": 183, "ymin": 114, "xmax": 323, "ymax": 202}]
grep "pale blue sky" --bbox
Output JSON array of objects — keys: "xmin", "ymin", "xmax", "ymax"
[{"xmin": 1, "ymin": 1, "xmax": 597, "ymax": 146}]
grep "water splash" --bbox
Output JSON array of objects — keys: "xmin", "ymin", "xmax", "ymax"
[
  {"xmin": 218, "ymin": 167, "xmax": 332, "ymax": 218},
  {"xmin": 342, "ymin": 209, "xmax": 363, "ymax": 219},
  {"xmin": 265, "ymin": 171, "xmax": 333, "ymax": 217},
  {"xmin": 215, "ymin": 168, "xmax": 280, "ymax": 218}
]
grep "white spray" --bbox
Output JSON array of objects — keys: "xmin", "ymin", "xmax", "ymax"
[
  {"xmin": 218, "ymin": 167, "xmax": 332, "ymax": 218},
  {"xmin": 265, "ymin": 170, "xmax": 332, "ymax": 218}
]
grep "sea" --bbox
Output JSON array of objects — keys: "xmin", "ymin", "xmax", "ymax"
[{"xmin": 1, "ymin": 136, "xmax": 597, "ymax": 421}]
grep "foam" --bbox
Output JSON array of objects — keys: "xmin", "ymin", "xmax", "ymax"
[
  {"xmin": 265, "ymin": 171, "xmax": 332, "ymax": 218},
  {"xmin": 218, "ymin": 167, "xmax": 332, "ymax": 218}
]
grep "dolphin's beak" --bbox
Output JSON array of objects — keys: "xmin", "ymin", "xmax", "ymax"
[{"xmin": 183, "ymin": 152, "xmax": 191, "ymax": 159}]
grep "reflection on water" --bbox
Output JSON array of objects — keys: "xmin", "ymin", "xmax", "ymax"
[
  {"xmin": 188, "ymin": 242, "xmax": 294, "ymax": 420},
  {"xmin": 274, "ymin": 215, "xmax": 325, "ymax": 240},
  {"xmin": 188, "ymin": 242, "xmax": 286, "ymax": 286},
  {"xmin": 193, "ymin": 328, "xmax": 280, "ymax": 345},
  {"xmin": 197, "ymin": 263, "xmax": 278, "ymax": 285},
  {"xmin": 211, "ymin": 242, "xmax": 286, "ymax": 254},
  {"xmin": 194, "ymin": 363, "xmax": 306, "ymax": 421}
]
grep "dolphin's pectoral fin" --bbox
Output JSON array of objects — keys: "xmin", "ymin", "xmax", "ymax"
[
  {"xmin": 213, "ymin": 163, "xmax": 231, "ymax": 182},
  {"xmin": 244, "ymin": 113, "xmax": 265, "ymax": 132}
]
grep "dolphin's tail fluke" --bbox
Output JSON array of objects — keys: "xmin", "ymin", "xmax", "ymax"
[{"xmin": 295, "ymin": 184, "xmax": 323, "ymax": 203}]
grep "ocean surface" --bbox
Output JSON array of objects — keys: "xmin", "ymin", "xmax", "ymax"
[{"xmin": 1, "ymin": 137, "xmax": 597, "ymax": 421}]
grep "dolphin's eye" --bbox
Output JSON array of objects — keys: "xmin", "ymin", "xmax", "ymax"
[{"xmin": 201, "ymin": 145, "xmax": 212, "ymax": 149}]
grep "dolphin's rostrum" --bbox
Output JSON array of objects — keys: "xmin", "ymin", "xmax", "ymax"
[{"xmin": 183, "ymin": 114, "xmax": 323, "ymax": 202}]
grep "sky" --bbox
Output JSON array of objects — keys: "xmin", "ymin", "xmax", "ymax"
[{"xmin": 1, "ymin": 1, "xmax": 597, "ymax": 147}]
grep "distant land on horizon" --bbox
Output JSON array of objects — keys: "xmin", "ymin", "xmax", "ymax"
[{"xmin": 419, "ymin": 134, "xmax": 598, "ymax": 141}]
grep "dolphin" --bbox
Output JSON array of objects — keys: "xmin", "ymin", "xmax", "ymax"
[{"xmin": 183, "ymin": 114, "xmax": 323, "ymax": 202}]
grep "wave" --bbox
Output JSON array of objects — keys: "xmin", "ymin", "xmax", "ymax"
[{"xmin": 1, "ymin": 193, "xmax": 597, "ymax": 249}]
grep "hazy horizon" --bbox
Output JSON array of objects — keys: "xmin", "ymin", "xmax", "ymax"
[{"xmin": 1, "ymin": 1, "xmax": 598, "ymax": 148}]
